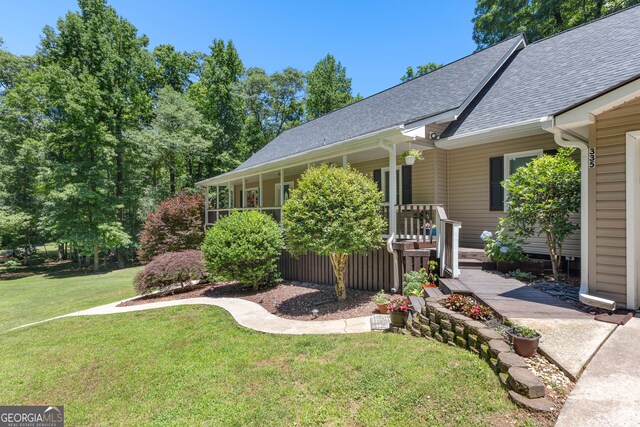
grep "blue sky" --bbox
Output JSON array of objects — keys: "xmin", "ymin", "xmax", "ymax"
[{"xmin": 0, "ymin": 0, "xmax": 479, "ymax": 97}]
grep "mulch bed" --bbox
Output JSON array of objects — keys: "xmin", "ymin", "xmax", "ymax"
[{"xmin": 118, "ymin": 281, "xmax": 380, "ymax": 321}]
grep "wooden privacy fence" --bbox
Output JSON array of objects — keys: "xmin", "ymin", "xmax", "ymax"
[{"xmin": 279, "ymin": 246, "xmax": 401, "ymax": 292}]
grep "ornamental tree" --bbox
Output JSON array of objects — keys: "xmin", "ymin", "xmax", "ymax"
[
  {"xmin": 282, "ymin": 164, "xmax": 387, "ymax": 301},
  {"xmin": 502, "ymin": 148, "xmax": 580, "ymax": 280},
  {"xmin": 138, "ymin": 192, "xmax": 204, "ymax": 262}
]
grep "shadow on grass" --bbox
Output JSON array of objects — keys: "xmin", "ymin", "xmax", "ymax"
[{"xmin": 0, "ymin": 259, "xmax": 139, "ymax": 281}]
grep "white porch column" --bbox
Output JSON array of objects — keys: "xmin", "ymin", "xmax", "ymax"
[
  {"xmin": 204, "ymin": 186, "xmax": 209, "ymax": 231},
  {"xmin": 215, "ymin": 185, "xmax": 220, "ymax": 209},
  {"xmin": 279, "ymin": 169, "xmax": 284, "ymax": 225},
  {"xmin": 241, "ymin": 177, "xmax": 246, "ymax": 208},
  {"xmin": 259, "ymin": 173, "xmax": 263, "ymax": 211},
  {"xmin": 342, "ymin": 154, "xmax": 347, "ymax": 168},
  {"xmin": 228, "ymin": 180, "xmax": 232, "ymax": 209},
  {"xmin": 389, "ymin": 144, "xmax": 397, "ymax": 236}
]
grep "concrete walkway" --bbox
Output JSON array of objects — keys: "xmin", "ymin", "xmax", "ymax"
[
  {"xmin": 458, "ymin": 269, "xmax": 616, "ymax": 380},
  {"xmin": 11, "ymin": 297, "xmax": 372, "ymax": 335},
  {"xmin": 555, "ymin": 317, "xmax": 640, "ymax": 426}
]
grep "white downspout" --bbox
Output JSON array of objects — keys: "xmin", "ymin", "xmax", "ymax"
[
  {"xmin": 379, "ymin": 139, "xmax": 400, "ymax": 292},
  {"xmin": 552, "ymin": 128, "xmax": 616, "ymax": 310}
]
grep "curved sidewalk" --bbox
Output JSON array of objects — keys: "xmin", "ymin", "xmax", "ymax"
[{"xmin": 10, "ymin": 297, "xmax": 372, "ymax": 335}]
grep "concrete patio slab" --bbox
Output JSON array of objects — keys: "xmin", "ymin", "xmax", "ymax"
[
  {"xmin": 555, "ymin": 317, "xmax": 640, "ymax": 426},
  {"xmin": 511, "ymin": 317, "xmax": 616, "ymax": 380},
  {"xmin": 10, "ymin": 297, "xmax": 373, "ymax": 335}
]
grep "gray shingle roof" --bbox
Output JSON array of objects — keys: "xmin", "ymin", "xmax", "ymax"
[
  {"xmin": 442, "ymin": 5, "xmax": 640, "ymax": 138},
  {"xmin": 234, "ymin": 36, "xmax": 523, "ymax": 172}
]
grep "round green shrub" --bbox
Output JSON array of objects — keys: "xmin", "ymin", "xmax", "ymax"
[{"xmin": 202, "ymin": 210, "xmax": 283, "ymax": 289}]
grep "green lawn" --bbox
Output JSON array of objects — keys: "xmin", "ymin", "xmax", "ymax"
[
  {"xmin": 0, "ymin": 267, "xmax": 139, "ymax": 331},
  {"xmin": 0, "ymin": 306, "xmax": 535, "ymax": 426}
]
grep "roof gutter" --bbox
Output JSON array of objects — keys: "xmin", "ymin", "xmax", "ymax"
[{"xmin": 547, "ymin": 120, "xmax": 616, "ymax": 311}]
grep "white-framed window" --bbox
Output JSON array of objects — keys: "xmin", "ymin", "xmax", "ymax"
[
  {"xmin": 381, "ymin": 166, "xmax": 402, "ymax": 205},
  {"xmin": 275, "ymin": 182, "xmax": 294, "ymax": 207},
  {"xmin": 503, "ymin": 149, "xmax": 543, "ymax": 211},
  {"xmin": 244, "ymin": 187, "xmax": 259, "ymax": 208}
]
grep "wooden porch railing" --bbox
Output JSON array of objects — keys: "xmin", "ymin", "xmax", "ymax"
[
  {"xmin": 380, "ymin": 204, "xmax": 440, "ymax": 243},
  {"xmin": 435, "ymin": 206, "xmax": 461, "ymax": 278}
]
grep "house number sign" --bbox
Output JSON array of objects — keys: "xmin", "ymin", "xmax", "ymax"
[{"xmin": 588, "ymin": 147, "xmax": 596, "ymax": 168}]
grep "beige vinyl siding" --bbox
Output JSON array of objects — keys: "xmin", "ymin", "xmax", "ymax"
[
  {"xmin": 446, "ymin": 133, "xmax": 581, "ymax": 257},
  {"xmin": 591, "ymin": 98, "xmax": 640, "ymax": 304}
]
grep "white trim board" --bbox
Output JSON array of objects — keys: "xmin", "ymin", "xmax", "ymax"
[{"xmin": 626, "ymin": 131, "xmax": 640, "ymax": 309}]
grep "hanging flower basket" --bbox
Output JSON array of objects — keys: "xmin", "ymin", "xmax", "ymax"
[{"xmin": 402, "ymin": 149, "xmax": 423, "ymax": 166}]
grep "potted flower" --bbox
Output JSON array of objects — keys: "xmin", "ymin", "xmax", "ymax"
[
  {"xmin": 508, "ymin": 325, "xmax": 541, "ymax": 357},
  {"xmin": 401, "ymin": 149, "xmax": 423, "ymax": 166},
  {"xmin": 374, "ymin": 290, "xmax": 390, "ymax": 314},
  {"xmin": 388, "ymin": 296, "xmax": 411, "ymax": 327}
]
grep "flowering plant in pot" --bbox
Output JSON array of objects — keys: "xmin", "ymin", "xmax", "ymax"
[
  {"xmin": 388, "ymin": 296, "xmax": 411, "ymax": 327},
  {"xmin": 374, "ymin": 290, "xmax": 390, "ymax": 314},
  {"xmin": 401, "ymin": 149, "xmax": 423, "ymax": 166},
  {"xmin": 508, "ymin": 325, "xmax": 541, "ymax": 357}
]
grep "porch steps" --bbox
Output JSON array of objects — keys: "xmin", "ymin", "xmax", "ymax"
[
  {"xmin": 439, "ymin": 278, "xmax": 472, "ymax": 295},
  {"xmin": 459, "ymin": 258, "xmax": 484, "ymax": 270},
  {"xmin": 408, "ymin": 296, "xmax": 426, "ymax": 313}
]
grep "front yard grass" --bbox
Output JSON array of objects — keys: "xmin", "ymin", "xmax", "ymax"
[
  {"xmin": 0, "ymin": 267, "xmax": 139, "ymax": 331},
  {"xmin": 0, "ymin": 306, "xmax": 537, "ymax": 426}
]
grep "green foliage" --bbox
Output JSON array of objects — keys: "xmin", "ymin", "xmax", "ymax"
[
  {"xmin": 400, "ymin": 62, "xmax": 442, "ymax": 82},
  {"xmin": 508, "ymin": 269, "xmax": 537, "ymax": 282},
  {"xmin": 282, "ymin": 164, "xmax": 386, "ymax": 301},
  {"xmin": 402, "ymin": 270, "xmax": 425, "ymax": 296},
  {"xmin": 374, "ymin": 290, "xmax": 390, "ymax": 305},
  {"xmin": 283, "ymin": 164, "xmax": 386, "ymax": 257},
  {"xmin": 132, "ymin": 86, "xmax": 215, "ymax": 195},
  {"xmin": 502, "ymin": 148, "xmax": 580, "ymax": 280},
  {"xmin": 189, "ymin": 39, "xmax": 245, "ymax": 175},
  {"xmin": 306, "ymin": 54, "xmax": 360, "ymax": 120},
  {"xmin": 242, "ymin": 66, "xmax": 305, "ymax": 153},
  {"xmin": 444, "ymin": 295, "xmax": 493, "ymax": 321},
  {"xmin": 202, "ymin": 210, "xmax": 283, "ymax": 289},
  {"xmin": 510, "ymin": 325, "xmax": 540, "ymax": 338},
  {"xmin": 134, "ymin": 250, "xmax": 206, "ymax": 295},
  {"xmin": 472, "ymin": 0, "xmax": 640, "ymax": 49},
  {"xmin": 480, "ymin": 224, "xmax": 528, "ymax": 262}
]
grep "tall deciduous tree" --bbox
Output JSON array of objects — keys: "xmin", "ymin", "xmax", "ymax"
[
  {"xmin": 400, "ymin": 62, "xmax": 442, "ymax": 82},
  {"xmin": 242, "ymin": 66, "xmax": 305, "ymax": 152},
  {"xmin": 37, "ymin": 0, "xmax": 154, "ymax": 270},
  {"xmin": 133, "ymin": 86, "xmax": 214, "ymax": 196},
  {"xmin": 306, "ymin": 54, "xmax": 360, "ymax": 120},
  {"xmin": 473, "ymin": 0, "xmax": 640, "ymax": 49},
  {"xmin": 190, "ymin": 39, "xmax": 245, "ymax": 175},
  {"xmin": 152, "ymin": 44, "xmax": 200, "ymax": 93},
  {"xmin": 282, "ymin": 165, "xmax": 387, "ymax": 301}
]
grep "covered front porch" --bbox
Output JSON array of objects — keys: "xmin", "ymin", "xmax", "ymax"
[{"xmin": 198, "ymin": 127, "xmax": 463, "ymax": 285}]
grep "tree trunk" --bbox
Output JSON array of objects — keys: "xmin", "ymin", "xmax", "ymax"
[
  {"xmin": 93, "ymin": 245, "xmax": 99, "ymax": 273},
  {"xmin": 169, "ymin": 163, "xmax": 176, "ymax": 195},
  {"xmin": 117, "ymin": 249, "xmax": 125, "ymax": 269},
  {"xmin": 58, "ymin": 244, "xmax": 64, "ymax": 261},
  {"xmin": 329, "ymin": 253, "xmax": 349, "ymax": 302},
  {"xmin": 546, "ymin": 232, "xmax": 560, "ymax": 282}
]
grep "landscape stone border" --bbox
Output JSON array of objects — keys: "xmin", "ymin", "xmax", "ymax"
[{"xmin": 392, "ymin": 296, "xmax": 555, "ymax": 413}]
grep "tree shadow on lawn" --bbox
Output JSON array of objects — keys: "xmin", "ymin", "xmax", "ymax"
[{"xmin": 0, "ymin": 259, "xmax": 139, "ymax": 281}]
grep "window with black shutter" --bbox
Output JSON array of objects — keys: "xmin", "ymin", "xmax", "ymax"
[
  {"xmin": 402, "ymin": 165, "xmax": 412, "ymax": 205},
  {"xmin": 373, "ymin": 169, "xmax": 382, "ymax": 192},
  {"xmin": 489, "ymin": 156, "xmax": 504, "ymax": 211}
]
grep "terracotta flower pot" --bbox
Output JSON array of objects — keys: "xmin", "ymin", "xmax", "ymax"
[
  {"xmin": 377, "ymin": 303, "xmax": 389, "ymax": 314},
  {"xmin": 509, "ymin": 330, "xmax": 541, "ymax": 357},
  {"xmin": 389, "ymin": 311, "xmax": 408, "ymax": 327}
]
